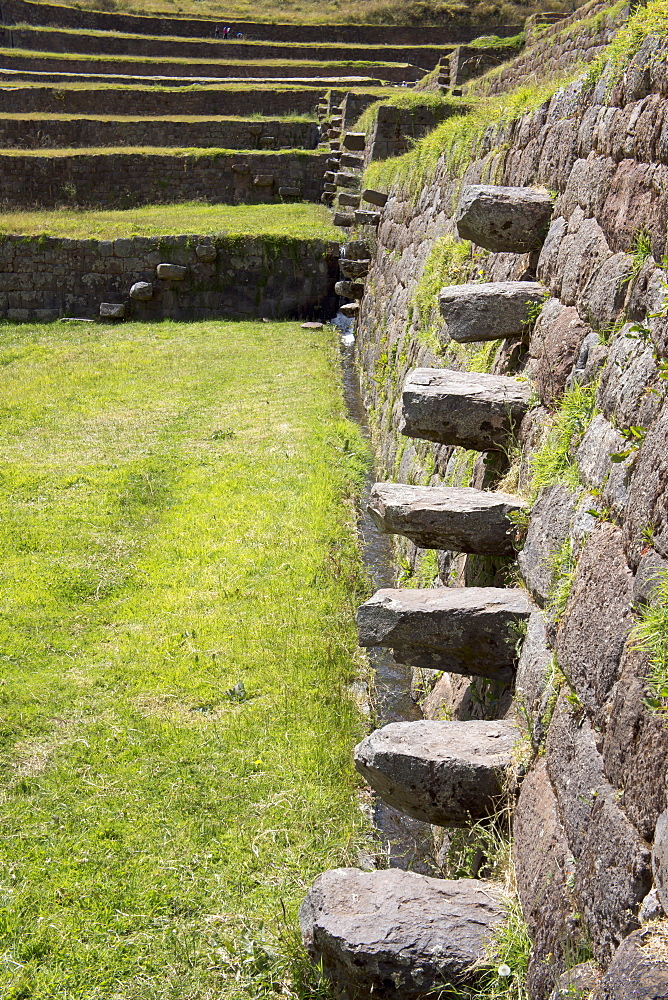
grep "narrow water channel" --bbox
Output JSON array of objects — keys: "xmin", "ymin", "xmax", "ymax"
[{"xmin": 339, "ymin": 333, "xmax": 434, "ymax": 873}]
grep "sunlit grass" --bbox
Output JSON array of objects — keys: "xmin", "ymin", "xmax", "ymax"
[
  {"xmin": 0, "ymin": 319, "xmax": 370, "ymax": 999},
  {"xmin": 0, "ymin": 202, "xmax": 341, "ymax": 240}
]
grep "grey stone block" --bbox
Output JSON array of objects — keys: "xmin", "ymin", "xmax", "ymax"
[
  {"xmin": 334, "ymin": 171, "xmax": 360, "ymax": 188},
  {"xmin": 355, "ymin": 209, "xmax": 381, "ymax": 226},
  {"xmin": 439, "ymin": 281, "xmax": 546, "ymax": 343},
  {"xmin": 357, "ymin": 586, "xmax": 530, "ymax": 679},
  {"xmin": 362, "ymin": 188, "xmax": 388, "ymax": 206},
  {"xmin": 652, "ymin": 808, "xmax": 668, "ymax": 913},
  {"xmin": 455, "ymin": 184, "xmax": 554, "ymax": 252},
  {"xmin": 129, "ymin": 281, "xmax": 153, "ymax": 301},
  {"xmin": 400, "ymin": 367, "xmax": 532, "ymax": 452},
  {"xmin": 342, "ymin": 131, "xmax": 366, "ymax": 151},
  {"xmin": 337, "ymin": 192, "xmax": 360, "ymax": 208},
  {"xmin": 300, "ymin": 867, "xmax": 504, "ymax": 1000},
  {"xmin": 591, "ymin": 929, "xmax": 668, "ymax": 999},
  {"xmin": 156, "ymin": 263, "xmax": 187, "ymax": 280},
  {"xmin": 99, "ymin": 302, "xmax": 125, "ymax": 319},
  {"xmin": 339, "ymin": 258, "xmax": 370, "ymax": 279},
  {"xmin": 340, "ymin": 302, "xmax": 359, "ymax": 317},
  {"xmin": 354, "ymin": 718, "xmax": 517, "ymax": 825},
  {"xmin": 333, "ymin": 212, "xmax": 355, "ymax": 228},
  {"xmin": 368, "ymin": 482, "xmax": 526, "ymax": 555}
]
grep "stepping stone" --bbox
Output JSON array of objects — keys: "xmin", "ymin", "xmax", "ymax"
[
  {"xmin": 439, "ymin": 280, "xmax": 546, "ymax": 343},
  {"xmin": 340, "ymin": 303, "xmax": 359, "ymax": 317},
  {"xmin": 300, "ymin": 867, "xmax": 504, "ymax": 1000},
  {"xmin": 335, "ymin": 279, "xmax": 365, "ymax": 298},
  {"xmin": 368, "ymin": 482, "xmax": 526, "ymax": 555},
  {"xmin": 129, "ymin": 281, "xmax": 153, "ymax": 301},
  {"xmin": 362, "ymin": 187, "xmax": 388, "ymax": 206},
  {"xmin": 99, "ymin": 302, "xmax": 125, "ymax": 319},
  {"xmin": 357, "ymin": 586, "xmax": 530, "ymax": 679},
  {"xmin": 355, "ymin": 209, "xmax": 381, "ymax": 226},
  {"xmin": 301, "ymin": 321, "xmax": 323, "ymax": 329},
  {"xmin": 343, "ymin": 131, "xmax": 366, "ymax": 151},
  {"xmin": 337, "ymin": 192, "xmax": 360, "ymax": 208},
  {"xmin": 455, "ymin": 184, "xmax": 554, "ymax": 253},
  {"xmin": 335, "ymin": 171, "xmax": 360, "ymax": 189},
  {"xmin": 333, "ymin": 212, "xmax": 355, "ymax": 228},
  {"xmin": 340, "ymin": 258, "xmax": 370, "ymax": 279},
  {"xmin": 344, "ymin": 240, "xmax": 371, "ymax": 259},
  {"xmin": 354, "ymin": 718, "xmax": 518, "ymax": 825},
  {"xmin": 324, "ymin": 171, "xmax": 336, "ymax": 182},
  {"xmin": 341, "ymin": 153, "xmax": 365, "ymax": 169},
  {"xmin": 279, "ymin": 186, "xmax": 300, "ymax": 197},
  {"xmin": 195, "ymin": 244, "xmax": 217, "ymax": 262},
  {"xmin": 156, "ymin": 263, "xmax": 187, "ymax": 280},
  {"xmin": 323, "ymin": 182, "xmax": 337, "ymax": 193},
  {"xmin": 321, "ymin": 193, "xmax": 334, "ymax": 205},
  {"xmin": 400, "ymin": 367, "xmax": 532, "ymax": 451}
]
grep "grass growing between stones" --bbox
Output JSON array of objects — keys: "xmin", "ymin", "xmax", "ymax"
[
  {"xmin": 0, "ymin": 202, "xmax": 341, "ymax": 240},
  {"xmin": 0, "ymin": 319, "xmax": 371, "ymax": 999},
  {"xmin": 632, "ymin": 570, "xmax": 668, "ymax": 718}
]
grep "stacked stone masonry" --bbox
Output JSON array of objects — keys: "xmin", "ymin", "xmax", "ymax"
[{"xmin": 350, "ymin": 26, "xmax": 668, "ymax": 1000}]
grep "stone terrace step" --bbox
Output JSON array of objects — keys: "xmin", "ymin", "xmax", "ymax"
[
  {"xmin": 0, "ymin": 114, "xmax": 320, "ymax": 150},
  {"xmin": 300, "ymin": 867, "xmax": 504, "ymax": 1000},
  {"xmin": 0, "ymin": 68, "xmax": 386, "ymax": 88},
  {"xmin": 455, "ymin": 184, "xmax": 555, "ymax": 253},
  {"xmin": 368, "ymin": 482, "xmax": 526, "ymax": 555},
  {"xmin": 439, "ymin": 280, "xmax": 546, "ymax": 343},
  {"xmin": 357, "ymin": 586, "xmax": 531, "ymax": 679},
  {"xmin": 0, "ymin": 25, "xmax": 450, "ymax": 67},
  {"xmin": 401, "ymin": 367, "xmax": 532, "ymax": 451},
  {"xmin": 354, "ymin": 718, "xmax": 518, "ymax": 825},
  {"xmin": 0, "ymin": 50, "xmax": 422, "ymax": 83},
  {"xmin": 2, "ymin": 0, "xmax": 521, "ymax": 44},
  {"xmin": 0, "ymin": 148, "xmax": 328, "ymax": 209},
  {"xmin": 0, "ymin": 83, "xmax": 335, "ymax": 116}
]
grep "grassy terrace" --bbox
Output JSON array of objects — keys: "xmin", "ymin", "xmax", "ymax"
[
  {"xmin": 0, "ymin": 318, "xmax": 369, "ymax": 999},
  {"xmin": 0, "ymin": 112, "xmax": 316, "ymax": 122},
  {"xmin": 0, "ymin": 203, "xmax": 341, "ymax": 240},
  {"xmin": 0, "ymin": 47, "xmax": 403, "ymax": 68},
  {"xmin": 0, "ymin": 146, "xmax": 322, "ymax": 155}
]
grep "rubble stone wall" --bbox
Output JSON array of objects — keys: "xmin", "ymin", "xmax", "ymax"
[
  {"xmin": 354, "ymin": 32, "xmax": 668, "ymax": 997},
  {"xmin": 0, "ymin": 233, "xmax": 340, "ymax": 321}
]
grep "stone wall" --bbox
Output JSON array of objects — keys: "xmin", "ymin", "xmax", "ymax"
[
  {"xmin": 0, "ymin": 150, "xmax": 327, "ymax": 209},
  {"xmin": 0, "ymin": 115, "xmax": 320, "ymax": 150},
  {"xmin": 0, "ymin": 50, "xmax": 420, "ymax": 83},
  {"xmin": 0, "ymin": 0, "xmax": 523, "ymax": 44},
  {"xmin": 0, "ymin": 25, "xmax": 448, "ymax": 66},
  {"xmin": 366, "ymin": 103, "xmax": 458, "ymax": 162},
  {"xmin": 0, "ymin": 83, "xmax": 324, "ymax": 117},
  {"xmin": 481, "ymin": 0, "xmax": 628, "ymax": 94},
  {"xmin": 352, "ymin": 31, "xmax": 668, "ymax": 997},
  {"xmin": 0, "ymin": 232, "xmax": 340, "ymax": 321}
]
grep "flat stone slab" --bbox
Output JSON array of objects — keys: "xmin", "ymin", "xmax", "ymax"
[
  {"xmin": 439, "ymin": 281, "xmax": 546, "ymax": 343},
  {"xmin": 355, "ymin": 209, "xmax": 381, "ymax": 226},
  {"xmin": 368, "ymin": 482, "xmax": 526, "ymax": 555},
  {"xmin": 362, "ymin": 188, "xmax": 388, "ymax": 206},
  {"xmin": 99, "ymin": 302, "xmax": 125, "ymax": 319},
  {"xmin": 333, "ymin": 212, "xmax": 355, "ymax": 227},
  {"xmin": 357, "ymin": 586, "xmax": 531, "ymax": 679},
  {"xmin": 300, "ymin": 867, "xmax": 504, "ymax": 1000},
  {"xmin": 340, "ymin": 258, "xmax": 370, "ymax": 279},
  {"xmin": 340, "ymin": 303, "xmax": 359, "ymax": 317},
  {"xmin": 400, "ymin": 367, "xmax": 532, "ymax": 451},
  {"xmin": 354, "ymin": 718, "xmax": 518, "ymax": 825},
  {"xmin": 343, "ymin": 131, "xmax": 366, "ymax": 151},
  {"xmin": 455, "ymin": 184, "xmax": 554, "ymax": 253}
]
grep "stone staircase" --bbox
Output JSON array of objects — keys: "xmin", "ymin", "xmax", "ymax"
[{"xmin": 300, "ymin": 183, "xmax": 564, "ymax": 996}]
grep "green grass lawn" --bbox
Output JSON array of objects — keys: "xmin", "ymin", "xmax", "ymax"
[
  {"xmin": 0, "ymin": 203, "xmax": 341, "ymax": 241},
  {"xmin": 0, "ymin": 319, "xmax": 370, "ymax": 999},
  {"xmin": 1, "ymin": 47, "xmax": 400, "ymax": 68}
]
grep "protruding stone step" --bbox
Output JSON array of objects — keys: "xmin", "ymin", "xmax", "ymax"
[
  {"xmin": 340, "ymin": 153, "xmax": 365, "ymax": 169},
  {"xmin": 340, "ymin": 258, "xmax": 370, "ymax": 279},
  {"xmin": 354, "ymin": 718, "xmax": 518, "ymax": 825},
  {"xmin": 439, "ymin": 281, "xmax": 546, "ymax": 343},
  {"xmin": 343, "ymin": 131, "xmax": 366, "ymax": 151},
  {"xmin": 334, "ymin": 171, "xmax": 360, "ymax": 189},
  {"xmin": 340, "ymin": 303, "xmax": 359, "ymax": 317},
  {"xmin": 362, "ymin": 188, "xmax": 388, "ymax": 207},
  {"xmin": 400, "ymin": 367, "xmax": 532, "ymax": 451},
  {"xmin": 300, "ymin": 867, "xmax": 504, "ymax": 1000},
  {"xmin": 129, "ymin": 281, "xmax": 153, "ymax": 301},
  {"xmin": 100, "ymin": 302, "xmax": 125, "ymax": 319},
  {"xmin": 156, "ymin": 263, "xmax": 187, "ymax": 280},
  {"xmin": 455, "ymin": 184, "xmax": 554, "ymax": 253},
  {"xmin": 355, "ymin": 209, "xmax": 381, "ymax": 226},
  {"xmin": 337, "ymin": 192, "xmax": 360, "ymax": 208},
  {"xmin": 333, "ymin": 212, "xmax": 355, "ymax": 228},
  {"xmin": 357, "ymin": 586, "xmax": 530, "ymax": 678},
  {"xmin": 335, "ymin": 279, "xmax": 365, "ymax": 298},
  {"xmin": 368, "ymin": 482, "xmax": 526, "ymax": 555},
  {"xmin": 343, "ymin": 240, "xmax": 370, "ymax": 260}
]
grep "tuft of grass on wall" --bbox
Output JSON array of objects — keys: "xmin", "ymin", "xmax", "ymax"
[
  {"xmin": 353, "ymin": 91, "xmax": 463, "ymax": 135},
  {"xmin": 527, "ymin": 382, "xmax": 598, "ymax": 501},
  {"xmin": 632, "ymin": 570, "xmax": 668, "ymax": 719},
  {"xmin": 586, "ymin": 0, "xmax": 668, "ymax": 87}
]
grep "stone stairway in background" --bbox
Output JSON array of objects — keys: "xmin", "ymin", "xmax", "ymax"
[{"xmin": 300, "ymin": 184, "xmax": 564, "ymax": 998}]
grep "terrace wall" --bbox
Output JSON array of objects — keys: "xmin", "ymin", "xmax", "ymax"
[
  {"xmin": 0, "ymin": 115, "xmax": 320, "ymax": 150},
  {"xmin": 0, "ymin": 150, "xmax": 328, "ymax": 209},
  {"xmin": 0, "ymin": 232, "xmax": 340, "ymax": 321}
]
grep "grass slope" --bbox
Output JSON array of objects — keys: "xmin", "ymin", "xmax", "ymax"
[
  {"xmin": 0, "ymin": 202, "xmax": 341, "ymax": 240},
  {"xmin": 0, "ymin": 319, "xmax": 370, "ymax": 999}
]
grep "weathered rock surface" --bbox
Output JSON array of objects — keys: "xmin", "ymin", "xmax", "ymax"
[
  {"xmin": 515, "ymin": 610, "xmax": 554, "ymax": 722},
  {"xmin": 514, "ymin": 761, "xmax": 577, "ymax": 998},
  {"xmin": 156, "ymin": 263, "xmax": 187, "ymax": 280},
  {"xmin": 652, "ymin": 808, "xmax": 668, "ymax": 913},
  {"xmin": 592, "ymin": 928, "xmax": 668, "ymax": 1000},
  {"xmin": 518, "ymin": 483, "xmax": 580, "ymax": 605},
  {"xmin": 455, "ymin": 184, "xmax": 554, "ymax": 252},
  {"xmin": 551, "ymin": 962, "xmax": 601, "ymax": 999},
  {"xmin": 355, "ymin": 209, "xmax": 381, "ymax": 226},
  {"xmin": 556, "ymin": 524, "xmax": 634, "ymax": 722},
  {"xmin": 357, "ymin": 587, "xmax": 530, "ymax": 679},
  {"xmin": 354, "ymin": 718, "xmax": 517, "ymax": 825},
  {"xmin": 362, "ymin": 188, "xmax": 388, "ymax": 206},
  {"xmin": 400, "ymin": 367, "xmax": 532, "ymax": 451},
  {"xmin": 438, "ymin": 281, "xmax": 546, "ymax": 343},
  {"xmin": 299, "ymin": 867, "xmax": 504, "ymax": 999},
  {"xmin": 528, "ymin": 298, "xmax": 592, "ymax": 407},
  {"xmin": 368, "ymin": 482, "xmax": 526, "ymax": 555},
  {"xmin": 343, "ymin": 131, "xmax": 366, "ymax": 151}
]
